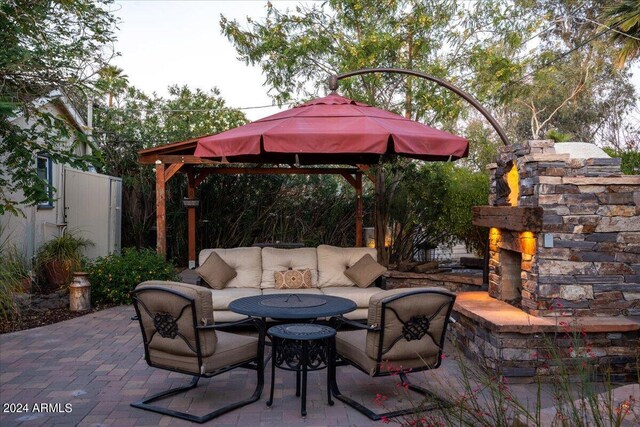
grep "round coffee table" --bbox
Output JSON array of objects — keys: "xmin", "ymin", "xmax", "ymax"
[
  {"xmin": 266, "ymin": 323, "xmax": 336, "ymax": 417},
  {"xmin": 228, "ymin": 294, "xmax": 357, "ymax": 321}
]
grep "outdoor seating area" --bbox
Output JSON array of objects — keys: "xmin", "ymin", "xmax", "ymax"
[
  {"xmin": 2, "ymin": 302, "xmax": 638, "ymax": 426},
  {"xmin": 3, "ymin": 2, "xmax": 640, "ymax": 426}
]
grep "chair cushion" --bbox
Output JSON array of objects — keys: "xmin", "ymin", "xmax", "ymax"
[
  {"xmin": 344, "ymin": 254, "xmax": 386, "ymax": 288},
  {"xmin": 261, "ymin": 247, "xmax": 318, "ymax": 288},
  {"xmin": 274, "ymin": 269, "xmax": 312, "ymax": 289},
  {"xmin": 149, "ymin": 330, "xmax": 258, "ymax": 374},
  {"xmin": 336, "ymin": 330, "xmax": 436, "ymax": 376},
  {"xmin": 196, "ymin": 251, "xmax": 237, "ymax": 290},
  {"xmin": 366, "ymin": 288, "xmax": 454, "ymax": 364},
  {"xmin": 317, "ymin": 245, "xmax": 377, "ymax": 288},
  {"xmin": 320, "ymin": 286, "xmax": 384, "ymax": 308},
  {"xmin": 199, "ymin": 247, "xmax": 262, "ymax": 288},
  {"xmin": 208, "ymin": 288, "xmax": 262, "ymax": 310}
]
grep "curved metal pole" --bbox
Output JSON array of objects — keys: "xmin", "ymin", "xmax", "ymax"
[{"xmin": 329, "ymin": 67, "xmax": 510, "ymax": 146}]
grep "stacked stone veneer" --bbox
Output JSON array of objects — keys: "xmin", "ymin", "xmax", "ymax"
[{"xmin": 487, "ymin": 140, "xmax": 640, "ymax": 317}]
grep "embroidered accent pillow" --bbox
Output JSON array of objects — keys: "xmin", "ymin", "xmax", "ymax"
[
  {"xmin": 274, "ymin": 269, "xmax": 312, "ymax": 289},
  {"xmin": 196, "ymin": 252, "xmax": 237, "ymax": 290},
  {"xmin": 344, "ymin": 254, "xmax": 386, "ymax": 288}
]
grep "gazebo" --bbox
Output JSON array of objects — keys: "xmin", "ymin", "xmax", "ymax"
[{"xmin": 138, "ymin": 93, "xmax": 469, "ymax": 268}]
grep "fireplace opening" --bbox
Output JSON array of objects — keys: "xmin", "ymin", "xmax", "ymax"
[{"xmin": 500, "ymin": 249, "xmax": 522, "ymax": 303}]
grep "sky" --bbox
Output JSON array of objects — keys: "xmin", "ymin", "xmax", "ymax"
[
  {"xmin": 112, "ymin": 0, "xmax": 301, "ymax": 120},
  {"xmin": 112, "ymin": 0, "xmax": 640, "ymax": 123}
]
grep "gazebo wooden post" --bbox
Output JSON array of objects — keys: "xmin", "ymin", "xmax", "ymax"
[
  {"xmin": 355, "ymin": 172, "xmax": 363, "ymax": 247},
  {"xmin": 187, "ymin": 172, "xmax": 197, "ymax": 269},
  {"xmin": 155, "ymin": 160, "xmax": 167, "ymax": 257}
]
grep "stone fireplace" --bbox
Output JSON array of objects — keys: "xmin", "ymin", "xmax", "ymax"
[
  {"xmin": 449, "ymin": 140, "xmax": 640, "ymax": 380},
  {"xmin": 474, "ymin": 140, "xmax": 640, "ymax": 317}
]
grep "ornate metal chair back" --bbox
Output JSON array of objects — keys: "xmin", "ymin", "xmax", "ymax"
[
  {"xmin": 132, "ymin": 281, "xmax": 217, "ymax": 375},
  {"xmin": 365, "ymin": 288, "xmax": 456, "ymax": 371}
]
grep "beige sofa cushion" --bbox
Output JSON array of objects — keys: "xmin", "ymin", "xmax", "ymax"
[
  {"xmin": 262, "ymin": 288, "xmax": 324, "ymax": 296},
  {"xmin": 320, "ymin": 286, "xmax": 384, "ymax": 308},
  {"xmin": 199, "ymin": 247, "xmax": 262, "ymax": 288},
  {"xmin": 260, "ymin": 247, "xmax": 318, "ymax": 289},
  {"xmin": 208, "ymin": 288, "xmax": 261, "ymax": 310},
  {"xmin": 317, "ymin": 245, "xmax": 377, "ymax": 288}
]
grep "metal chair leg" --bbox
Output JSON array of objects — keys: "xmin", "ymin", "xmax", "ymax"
[{"xmin": 132, "ymin": 363, "xmax": 264, "ymax": 424}]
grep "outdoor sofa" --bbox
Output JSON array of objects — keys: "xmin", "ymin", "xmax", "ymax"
[{"xmin": 192, "ymin": 245, "xmax": 388, "ymax": 322}]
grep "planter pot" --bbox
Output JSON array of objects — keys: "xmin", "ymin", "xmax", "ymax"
[{"xmin": 43, "ymin": 259, "xmax": 72, "ymax": 291}]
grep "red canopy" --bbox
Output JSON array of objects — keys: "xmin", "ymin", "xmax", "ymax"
[{"xmin": 194, "ymin": 93, "xmax": 468, "ymax": 164}]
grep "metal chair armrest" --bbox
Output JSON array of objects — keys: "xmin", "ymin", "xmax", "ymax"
[{"xmin": 330, "ymin": 315, "xmax": 380, "ymax": 332}]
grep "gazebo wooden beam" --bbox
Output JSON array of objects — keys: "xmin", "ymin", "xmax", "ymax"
[
  {"xmin": 150, "ymin": 156, "xmax": 367, "ymax": 260},
  {"xmin": 139, "ymin": 155, "xmax": 221, "ymax": 165},
  {"xmin": 164, "ymin": 163, "xmax": 184, "ymax": 182},
  {"xmin": 155, "ymin": 162, "xmax": 166, "ymax": 257},
  {"xmin": 195, "ymin": 167, "xmax": 359, "ymax": 176},
  {"xmin": 187, "ymin": 173, "xmax": 197, "ymax": 269}
]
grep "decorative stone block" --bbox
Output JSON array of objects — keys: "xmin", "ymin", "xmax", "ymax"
[
  {"xmin": 553, "ymin": 240, "xmax": 596, "ymax": 249},
  {"xmin": 585, "ymin": 233, "xmax": 618, "ymax": 242},
  {"xmin": 571, "ymin": 252, "xmax": 615, "ymax": 262},
  {"xmin": 578, "ymin": 185, "xmax": 606, "ymax": 193},
  {"xmin": 559, "ymin": 285, "xmax": 594, "ymax": 300},
  {"xmin": 539, "ymin": 261, "xmax": 596, "ymax": 276},
  {"xmin": 615, "ymin": 252, "xmax": 640, "ymax": 263},
  {"xmin": 596, "ymin": 217, "xmax": 640, "ymax": 232},
  {"xmin": 597, "ymin": 192, "xmax": 635, "ymax": 205},
  {"xmin": 575, "ymin": 275, "xmax": 624, "ymax": 284},
  {"xmin": 595, "ymin": 262, "xmax": 636, "ymax": 275}
]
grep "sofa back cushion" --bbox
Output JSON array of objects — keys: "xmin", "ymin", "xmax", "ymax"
[
  {"xmin": 198, "ymin": 247, "xmax": 262, "ymax": 289},
  {"xmin": 317, "ymin": 245, "xmax": 377, "ymax": 288},
  {"xmin": 261, "ymin": 247, "xmax": 318, "ymax": 289}
]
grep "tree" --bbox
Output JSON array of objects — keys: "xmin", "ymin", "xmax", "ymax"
[
  {"xmin": 96, "ymin": 66, "xmax": 129, "ymax": 108},
  {"xmin": 0, "ymin": 0, "xmax": 117, "ymax": 215},
  {"xmin": 498, "ymin": 1, "xmax": 638, "ymax": 144},
  {"xmin": 221, "ymin": 0, "xmax": 533, "ymax": 127},
  {"xmin": 94, "ymin": 84, "xmax": 247, "ymax": 253},
  {"xmin": 604, "ymin": 0, "xmax": 640, "ymax": 69}
]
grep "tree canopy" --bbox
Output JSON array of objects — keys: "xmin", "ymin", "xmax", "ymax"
[
  {"xmin": 0, "ymin": 0, "xmax": 117, "ymax": 215},
  {"xmin": 221, "ymin": 0, "xmax": 638, "ymax": 155}
]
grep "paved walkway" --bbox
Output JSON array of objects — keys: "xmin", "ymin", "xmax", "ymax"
[{"xmin": 1, "ymin": 306, "xmax": 637, "ymax": 426}]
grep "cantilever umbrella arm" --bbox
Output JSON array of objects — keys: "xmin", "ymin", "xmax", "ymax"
[{"xmin": 329, "ymin": 67, "xmax": 510, "ymax": 146}]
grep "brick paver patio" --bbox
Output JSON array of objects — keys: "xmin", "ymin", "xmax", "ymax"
[{"xmin": 1, "ymin": 306, "xmax": 637, "ymax": 426}]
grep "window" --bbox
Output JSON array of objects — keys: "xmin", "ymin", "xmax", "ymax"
[{"xmin": 36, "ymin": 155, "xmax": 53, "ymax": 208}]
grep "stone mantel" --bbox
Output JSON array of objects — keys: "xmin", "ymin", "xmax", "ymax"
[{"xmin": 472, "ymin": 206, "xmax": 543, "ymax": 231}]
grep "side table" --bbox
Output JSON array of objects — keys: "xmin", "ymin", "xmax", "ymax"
[{"xmin": 266, "ymin": 323, "xmax": 336, "ymax": 417}]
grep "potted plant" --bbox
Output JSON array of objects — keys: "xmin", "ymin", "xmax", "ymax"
[{"xmin": 36, "ymin": 232, "xmax": 93, "ymax": 292}]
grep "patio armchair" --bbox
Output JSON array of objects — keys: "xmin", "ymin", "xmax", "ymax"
[
  {"xmin": 329, "ymin": 288, "xmax": 456, "ymax": 421},
  {"xmin": 130, "ymin": 281, "xmax": 265, "ymax": 423}
]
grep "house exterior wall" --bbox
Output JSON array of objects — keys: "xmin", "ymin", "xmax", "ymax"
[{"xmin": 1, "ymin": 95, "xmax": 120, "ymax": 262}]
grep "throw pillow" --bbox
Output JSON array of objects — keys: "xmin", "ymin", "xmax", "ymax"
[
  {"xmin": 344, "ymin": 254, "xmax": 387, "ymax": 288},
  {"xmin": 196, "ymin": 252, "xmax": 237, "ymax": 290},
  {"xmin": 274, "ymin": 269, "xmax": 312, "ymax": 289}
]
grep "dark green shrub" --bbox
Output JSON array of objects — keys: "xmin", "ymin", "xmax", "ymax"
[{"xmin": 87, "ymin": 248, "xmax": 179, "ymax": 305}]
